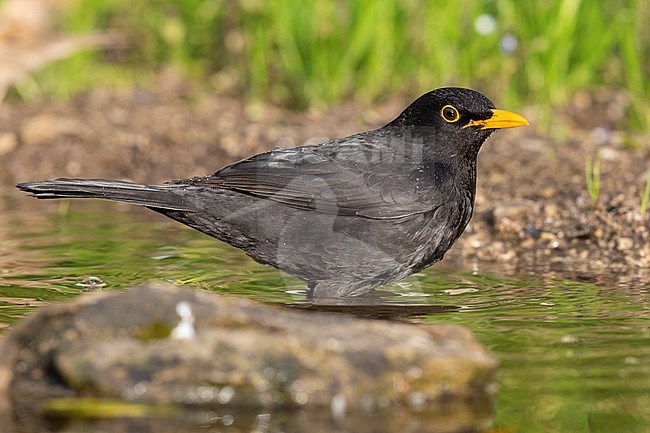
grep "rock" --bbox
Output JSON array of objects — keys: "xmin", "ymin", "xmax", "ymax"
[
  {"xmin": 463, "ymin": 236, "xmax": 518, "ymax": 262},
  {"xmin": 487, "ymin": 199, "xmax": 539, "ymax": 237},
  {"xmin": 616, "ymin": 237, "xmax": 634, "ymax": 252},
  {"xmin": 0, "ymin": 284, "xmax": 496, "ymax": 431},
  {"xmin": 491, "ymin": 200, "xmax": 538, "ymax": 222}
]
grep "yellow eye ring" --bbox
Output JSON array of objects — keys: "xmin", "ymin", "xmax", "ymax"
[{"xmin": 441, "ymin": 105, "xmax": 460, "ymax": 123}]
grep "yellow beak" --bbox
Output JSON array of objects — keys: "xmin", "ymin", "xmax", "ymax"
[{"xmin": 464, "ymin": 109, "xmax": 529, "ymax": 130}]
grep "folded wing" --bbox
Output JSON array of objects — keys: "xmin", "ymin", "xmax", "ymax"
[{"xmin": 181, "ymin": 141, "xmax": 442, "ymax": 220}]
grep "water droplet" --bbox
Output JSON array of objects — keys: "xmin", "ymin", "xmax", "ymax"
[
  {"xmin": 221, "ymin": 414, "xmax": 234, "ymax": 426},
  {"xmin": 289, "ymin": 379, "xmax": 312, "ymax": 404},
  {"xmin": 218, "ymin": 386, "xmax": 235, "ymax": 404},
  {"xmin": 133, "ymin": 380, "xmax": 149, "ymax": 396},
  {"xmin": 171, "ymin": 301, "xmax": 196, "ymax": 340},
  {"xmin": 294, "ymin": 391, "xmax": 308, "ymax": 405},
  {"xmin": 197, "ymin": 385, "xmax": 216, "ymax": 403}
]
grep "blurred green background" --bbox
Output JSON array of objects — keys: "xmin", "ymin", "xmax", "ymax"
[{"xmin": 15, "ymin": 0, "xmax": 650, "ymax": 129}]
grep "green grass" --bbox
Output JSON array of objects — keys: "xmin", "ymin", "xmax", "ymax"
[
  {"xmin": 585, "ymin": 152, "xmax": 601, "ymax": 205},
  {"xmin": 17, "ymin": 0, "xmax": 650, "ymax": 129},
  {"xmin": 641, "ymin": 171, "xmax": 650, "ymax": 215}
]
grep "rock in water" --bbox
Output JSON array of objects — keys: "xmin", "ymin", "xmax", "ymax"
[{"xmin": 0, "ymin": 284, "xmax": 497, "ymax": 429}]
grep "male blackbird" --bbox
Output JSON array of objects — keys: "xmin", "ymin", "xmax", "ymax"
[{"xmin": 17, "ymin": 87, "xmax": 528, "ymax": 297}]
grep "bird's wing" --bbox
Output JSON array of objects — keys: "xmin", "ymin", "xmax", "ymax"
[{"xmin": 181, "ymin": 142, "xmax": 443, "ymax": 220}]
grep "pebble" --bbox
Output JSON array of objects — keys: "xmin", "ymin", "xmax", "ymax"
[
  {"xmin": 0, "ymin": 131, "xmax": 17, "ymax": 156},
  {"xmin": 616, "ymin": 237, "xmax": 634, "ymax": 252}
]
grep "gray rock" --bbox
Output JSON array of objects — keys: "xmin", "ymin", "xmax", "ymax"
[{"xmin": 0, "ymin": 284, "xmax": 497, "ymax": 431}]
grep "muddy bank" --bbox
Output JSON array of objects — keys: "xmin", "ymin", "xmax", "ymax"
[{"xmin": 1, "ymin": 82, "xmax": 649, "ymax": 274}]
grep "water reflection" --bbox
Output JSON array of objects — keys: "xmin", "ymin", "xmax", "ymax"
[
  {"xmin": 286, "ymin": 302, "xmax": 458, "ymax": 320},
  {"xmin": 2, "ymin": 403, "xmax": 494, "ymax": 433}
]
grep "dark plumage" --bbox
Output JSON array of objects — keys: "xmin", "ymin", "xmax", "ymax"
[{"xmin": 17, "ymin": 87, "xmax": 528, "ymax": 297}]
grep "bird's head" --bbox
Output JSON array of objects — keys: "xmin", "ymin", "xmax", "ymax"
[{"xmin": 389, "ymin": 87, "xmax": 529, "ymax": 157}]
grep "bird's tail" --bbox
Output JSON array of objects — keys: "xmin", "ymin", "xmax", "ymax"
[{"xmin": 16, "ymin": 178, "xmax": 194, "ymax": 211}]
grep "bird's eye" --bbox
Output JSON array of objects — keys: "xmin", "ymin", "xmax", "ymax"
[{"xmin": 441, "ymin": 105, "xmax": 460, "ymax": 123}]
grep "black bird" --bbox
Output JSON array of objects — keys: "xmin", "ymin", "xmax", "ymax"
[{"xmin": 17, "ymin": 88, "xmax": 528, "ymax": 297}]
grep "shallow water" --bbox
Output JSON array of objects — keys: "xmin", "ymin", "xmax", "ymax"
[{"xmin": 1, "ymin": 196, "xmax": 649, "ymax": 432}]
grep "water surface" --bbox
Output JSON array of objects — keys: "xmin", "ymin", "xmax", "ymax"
[{"xmin": 1, "ymin": 196, "xmax": 648, "ymax": 432}]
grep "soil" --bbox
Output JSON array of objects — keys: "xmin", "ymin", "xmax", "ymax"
[{"xmin": 2, "ymin": 76, "xmax": 649, "ymax": 280}]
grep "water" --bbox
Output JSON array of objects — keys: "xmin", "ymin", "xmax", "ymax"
[{"xmin": 1, "ymin": 196, "xmax": 649, "ymax": 432}]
